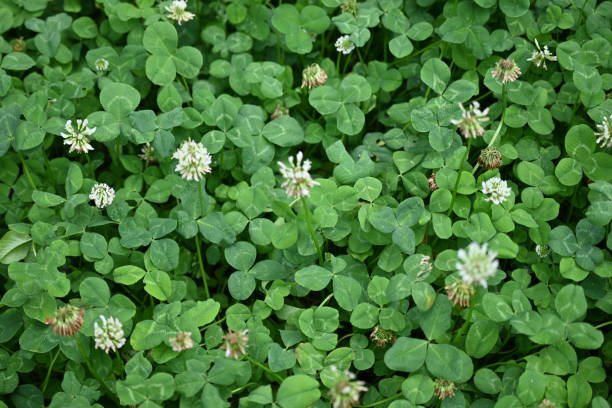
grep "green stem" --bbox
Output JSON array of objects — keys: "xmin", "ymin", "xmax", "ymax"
[
  {"xmin": 343, "ymin": 52, "xmax": 352, "ymax": 74},
  {"xmin": 18, "ymin": 153, "xmax": 37, "ymax": 190},
  {"xmin": 447, "ymin": 138, "xmax": 472, "ymax": 216},
  {"xmin": 336, "ymin": 52, "xmax": 341, "ymax": 76},
  {"xmin": 195, "ymin": 233, "xmax": 210, "ymax": 299},
  {"xmin": 356, "ymin": 392, "xmax": 403, "ymax": 407},
  {"xmin": 451, "ymin": 308, "xmax": 473, "ymax": 344},
  {"xmin": 471, "ymin": 84, "xmax": 507, "ymax": 175},
  {"xmin": 245, "ymin": 355, "xmax": 284, "ymax": 383},
  {"xmin": 356, "ymin": 47, "xmax": 366, "ymax": 66},
  {"xmin": 301, "ymin": 197, "xmax": 324, "ymax": 265},
  {"xmin": 41, "ymin": 348, "xmax": 61, "ymax": 393},
  {"xmin": 86, "ymin": 154, "xmax": 94, "ymax": 179},
  {"xmin": 595, "ymin": 320, "xmax": 612, "ymax": 329},
  {"xmin": 318, "ymin": 293, "xmax": 333, "ymax": 308},
  {"xmin": 75, "ymin": 336, "xmax": 119, "ymax": 404},
  {"xmin": 231, "ymin": 382, "xmax": 257, "ymax": 394}
]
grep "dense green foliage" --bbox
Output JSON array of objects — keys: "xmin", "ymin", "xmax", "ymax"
[{"xmin": 0, "ymin": 0, "xmax": 611, "ymax": 407}]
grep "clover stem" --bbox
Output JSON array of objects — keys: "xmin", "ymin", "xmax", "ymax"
[
  {"xmin": 336, "ymin": 52, "xmax": 341, "ymax": 75},
  {"xmin": 301, "ymin": 196, "xmax": 324, "ymax": 265},
  {"xmin": 318, "ymin": 293, "xmax": 333, "ymax": 308},
  {"xmin": 471, "ymin": 84, "xmax": 507, "ymax": 175},
  {"xmin": 75, "ymin": 335, "xmax": 119, "ymax": 404},
  {"xmin": 41, "ymin": 348, "xmax": 61, "ymax": 393},
  {"xmin": 595, "ymin": 320, "xmax": 612, "ymax": 329},
  {"xmin": 343, "ymin": 52, "xmax": 352, "ymax": 74},
  {"xmin": 86, "ymin": 153, "xmax": 94, "ymax": 178},
  {"xmin": 196, "ymin": 181, "xmax": 210, "ymax": 299},
  {"xmin": 356, "ymin": 47, "xmax": 366, "ymax": 66},
  {"xmin": 451, "ymin": 307, "xmax": 473, "ymax": 344},
  {"xmin": 244, "ymin": 355, "xmax": 285, "ymax": 383},
  {"xmin": 447, "ymin": 138, "xmax": 472, "ymax": 217},
  {"xmin": 18, "ymin": 153, "xmax": 37, "ymax": 190},
  {"xmin": 355, "ymin": 392, "xmax": 402, "ymax": 407}
]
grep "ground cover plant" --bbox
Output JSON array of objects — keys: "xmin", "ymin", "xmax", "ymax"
[{"xmin": 0, "ymin": 0, "xmax": 611, "ymax": 407}]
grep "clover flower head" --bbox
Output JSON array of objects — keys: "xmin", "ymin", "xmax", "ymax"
[
  {"xmin": 335, "ymin": 35, "xmax": 355, "ymax": 55},
  {"xmin": 95, "ymin": 58, "xmax": 109, "ymax": 72},
  {"xmin": 491, "ymin": 58, "xmax": 522, "ymax": 83},
  {"xmin": 481, "ymin": 177, "xmax": 512, "ymax": 205},
  {"xmin": 369, "ymin": 326, "xmax": 396, "ymax": 347},
  {"xmin": 301, "ymin": 63, "xmax": 328, "ymax": 89},
  {"xmin": 456, "ymin": 242, "xmax": 498, "ymax": 288},
  {"xmin": 221, "ymin": 328, "xmax": 249, "ymax": 359},
  {"xmin": 172, "ymin": 139, "xmax": 212, "ymax": 181},
  {"xmin": 165, "ymin": 0, "xmax": 195, "ymax": 25},
  {"xmin": 89, "ymin": 183, "xmax": 115, "ymax": 209},
  {"xmin": 169, "ymin": 331, "xmax": 193, "ymax": 352},
  {"xmin": 450, "ymin": 101, "xmax": 490, "ymax": 139},
  {"xmin": 527, "ymin": 39, "xmax": 557, "ymax": 70},
  {"xmin": 535, "ymin": 244, "xmax": 550, "ymax": 258},
  {"xmin": 12, "ymin": 37, "xmax": 25, "ymax": 52},
  {"xmin": 138, "ymin": 142, "xmax": 156, "ymax": 164},
  {"xmin": 61, "ymin": 119, "xmax": 95, "ymax": 154},
  {"xmin": 328, "ymin": 366, "xmax": 368, "ymax": 408},
  {"xmin": 595, "ymin": 114, "xmax": 612, "ymax": 149},
  {"xmin": 434, "ymin": 379, "xmax": 456, "ymax": 400},
  {"xmin": 45, "ymin": 304, "xmax": 85, "ymax": 336},
  {"xmin": 478, "ymin": 146, "xmax": 503, "ymax": 169},
  {"xmin": 278, "ymin": 151, "xmax": 320, "ymax": 198},
  {"xmin": 271, "ymin": 104, "xmax": 289, "ymax": 120},
  {"xmin": 428, "ymin": 171, "xmax": 438, "ymax": 192},
  {"xmin": 445, "ymin": 279, "xmax": 475, "ymax": 308},
  {"xmin": 94, "ymin": 315, "xmax": 126, "ymax": 353}
]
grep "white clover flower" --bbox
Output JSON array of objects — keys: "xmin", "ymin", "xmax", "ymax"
[
  {"xmin": 221, "ymin": 328, "xmax": 249, "ymax": 359},
  {"xmin": 450, "ymin": 101, "xmax": 490, "ymax": 139},
  {"xmin": 138, "ymin": 142, "xmax": 156, "ymax": 164},
  {"xmin": 169, "ymin": 331, "xmax": 193, "ymax": 352},
  {"xmin": 95, "ymin": 58, "xmax": 109, "ymax": 72},
  {"xmin": 335, "ymin": 35, "xmax": 355, "ymax": 55},
  {"xmin": 89, "ymin": 183, "xmax": 115, "ymax": 209},
  {"xmin": 60, "ymin": 119, "xmax": 95, "ymax": 154},
  {"xmin": 94, "ymin": 315, "xmax": 126, "ymax": 353},
  {"xmin": 456, "ymin": 242, "xmax": 498, "ymax": 288},
  {"xmin": 328, "ymin": 366, "xmax": 368, "ymax": 408},
  {"xmin": 481, "ymin": 177, "xmax": 512, "ymax": 205},
  {"xmin": 172, "ymin": 139, "xmax": 212, "ymax": 181},
  {"xmin": 595, "ymin": 114, "xmax": 612, "ymax": 149},
  {"xmin": 278, "ymin": 151, "xmax": 320, "ymax": 198},
  {"xmin": 491, "ymin": 58, "xmax": 522, "ymax": 84},
  {"xmin": 165, "ymin": 0, "xmax": 195, "ymax": 25},
  {"xmin": 527, "ymin": 39, "xmax": 557, "ymax": 70}
]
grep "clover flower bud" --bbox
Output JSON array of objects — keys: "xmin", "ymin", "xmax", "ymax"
[
  {"xmin": 456, "ymin": 242, "xmax": 498, "ymax": 288},
  {"xmin": 138, "ymin": 142, "xmax": 156, "ymax": 164},
  {"xmin": 595, "ymin": 114, "xmax": 612, "ymax": 149},
  {"xmin": 538, "ymin": 399, "xmax": 556, "ymax": 408},
  {"xmin": 12, "ymin": 37, "xmax": 25, "ymax": 52},
  {"xmin": 301, "ymin": 63, "xmax": 328, "ymax": 89},
  {"xmin": 491, "ymin": 58, "xmax": 522, "ymax": 83},
  {"xmin": 445, "ymin": 279, "xmax": 475, "ymax": 308},
  {"xmin": 45, "ymin": 305, "xmax": 85, "ymax": 336},
  {"xmin": 165, "ymin": 0, "xmax": 195, "ymax": 25},
  {"xmin": 89, "ymin": 183, "xmax": 115, "ymax": 209},
  {"xmin": 428, "ymin": 172, "xmax": 438, "ymax": 192},
  {"xmin": 340, "ymin": 0, "xmax": 358, "ymax": 15},
  {"xmin": 535, "ymin": 244, "xmax": 550, "ymax": 258},
  {"xmin": 94, "ymin": 315, "xmax": 126, "ymax": 353},
  {"xmin": 527, "ymin": 39, "xmax": 557, "ymax": 70},
  {"xmin": 478, "ymin": 146, "xmax": 503, "ymax": 169},
  {"xmin": 328, "ymin": 366, "xmax": 368, "ymax": 408},
  {"xmin": 369, "ymin": 326, "xmax": 396, "ymax": 347},
  {"xmin": 271, "ymin": 104, "xmax": 289, "ymax": 120},
  {"xmin": 416, "ymin": 255, "xmax": 433, "ymax": 281},
  {"xmin": 61, "ymin": 119, "xmax": 95, "ymax": 154},
  {"xmin": 278, "ymin": 151, "xmax": 320, "ymax": 198},
  {"xmin": 221, "ymin": 328, "xmax": 249, "ymax": 359},
  {"xmin": 481, "ymin": 177, "xmax": 512, "ymax": 205},
  {"xmin": 434, "ymin": 379, "xmax": 457, "ymax": 400},
  {"xmin": 335, "ymin": 35, "xmax": 355, "ymax": 55},
  {"xmin": 169, "ymin": 331, "xmax": 194, "ymax": 352},
  {"xmin": 450, "ymin": 102, "xmax": 490, "ymax": 139},
  {"xmin": 95, "ymin": 58, "xmax": 109, "ymax": 72},
  {"xmin": 172, "ymin": 139, "xmax": 212, "ymax": 181}
]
